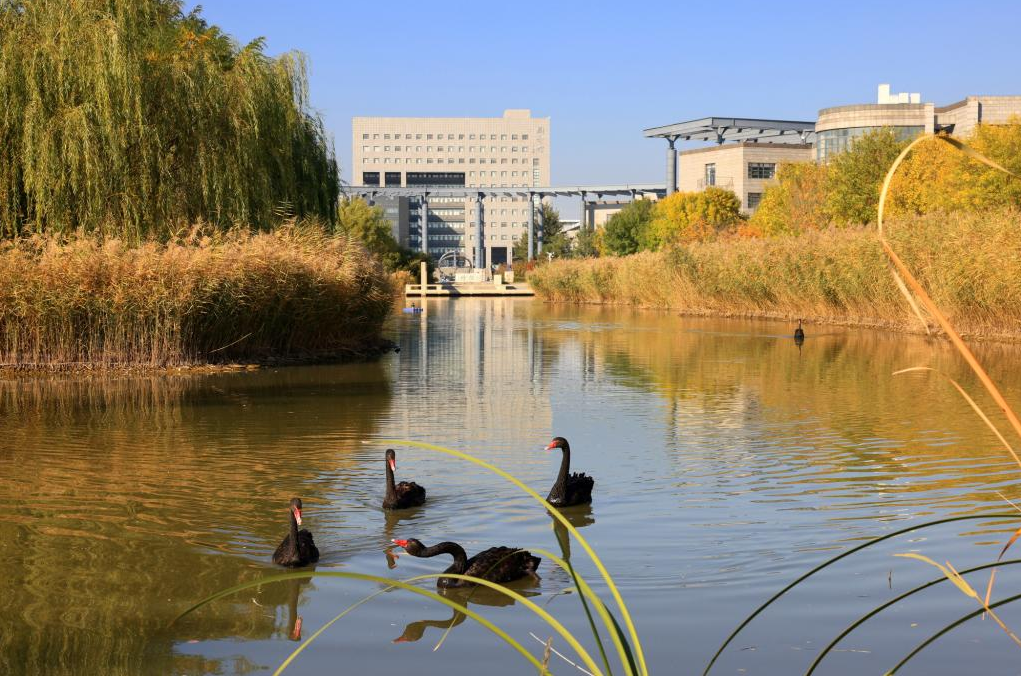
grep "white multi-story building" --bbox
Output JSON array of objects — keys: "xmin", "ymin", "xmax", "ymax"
[{"xmin": 351, "ymin": 110, "xmax": 551, "ymax": 266}]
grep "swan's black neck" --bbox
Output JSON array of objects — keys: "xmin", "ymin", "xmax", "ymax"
[
  {"xmin": 288, "ymin": 509, "xmax": 299, "ymax": 542},
  {"xmin": 550, "ymin": 441, "xmax": 572, "ymax": 498},
  {"xmin": 385, "ymin": 460, "xmax": 397, "ymax": 502},
  {"xmin": 418, "ymin": 542, "xmax": 468, "ymax": 572}
]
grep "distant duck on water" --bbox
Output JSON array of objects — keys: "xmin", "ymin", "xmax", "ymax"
[{"xmin": 794, "ymin": 319, "xmax": 805, "ymax": 343}]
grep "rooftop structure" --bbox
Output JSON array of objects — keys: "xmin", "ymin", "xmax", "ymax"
[{"xmin": 643, "ymin": 118, "xmax": 816, "ymax": 197}]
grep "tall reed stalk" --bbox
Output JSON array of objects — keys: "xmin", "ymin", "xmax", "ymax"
[
  {"xmin": 0, "ymin": 224, "xmax": 396, "ymax": 368},
  {"xmin": 706, "ymin": 133, "xmax": 1021, "ymax": 674}
]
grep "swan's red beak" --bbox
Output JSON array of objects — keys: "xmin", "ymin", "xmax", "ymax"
[
  {"xmin": 293, "ymin": 508, "xmax": 303, "ymax": 526},
  {"xmin": 388, "ymin": 456, "xmax": 396, "ymax": 472},
  {"xmin": 545, "ymin": 440, "xmax": 557, "ymax": 450},
  {"xmin": 392, "ymin": 538, "xmax": 409, "ymax": 548}
]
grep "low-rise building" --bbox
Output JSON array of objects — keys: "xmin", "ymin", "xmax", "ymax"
[
  {"xmin": 645, "ymin": 85, "xmax": 1021, "ymax": 214},
  {"xmin": 678, "ymin": 142, "xmax": 813, "ymax": 213}
]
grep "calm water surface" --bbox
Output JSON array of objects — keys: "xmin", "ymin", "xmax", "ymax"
[{"xmin": 3, "ymin": 299, "xmax": 1021, "ymax": 675}]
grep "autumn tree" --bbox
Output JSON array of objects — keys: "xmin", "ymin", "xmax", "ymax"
[
  {"xmin": 747, "ymin": 162, "xmax": 830, "ymax": 236},
  {"xmin": 602, "ymin": 198, "xmax": 655, "ymax": 255},
  {"xmin": 642, "ymin": 187, "xmax": 742, "ymax": 249},
  {"xmin": 825, "ymin": 128, "xmax": 909, "ymax": 225}
]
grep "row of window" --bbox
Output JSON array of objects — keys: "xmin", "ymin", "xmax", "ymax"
[
  {"xmin": 362, "ymin": 145, "xmax": 534, "ymax": 154},
  {"xmin": 362, "ymin": 132, "xmax": 536, "ymax": 141},
  {"xmin": 702, "ymin": 162, "xmax": 778, "ymax": 185},
  {"xmin": 409, "ymin": 234, "xmax": 521, "ymax": 242},
  {"xmin": 816, "ymin": 125, "xmax": 923, "ymax": 162},
  {"xmin": 363, "ymin": 157, "xmax": 540, "ymax": 165},
  {"xmin": 412, "ymin": 224, "xmax": 530, "ymax": 232}
]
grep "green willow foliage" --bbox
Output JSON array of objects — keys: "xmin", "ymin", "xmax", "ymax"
[{"xmin": 0, "ymin": 0, "xmax": 339, "ymax": 239}]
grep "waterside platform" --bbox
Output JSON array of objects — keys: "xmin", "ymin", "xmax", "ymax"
[{"xmin": 404, "ymin": 282, "xmax": 534, "ymax": 297}]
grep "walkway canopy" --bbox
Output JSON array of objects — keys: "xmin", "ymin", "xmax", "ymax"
[
  {"xmin": 644, "ymin": 117, "xmax": 816, "ymax": 194},
  {"xmin": 643, "ymin": 117, "xmax": 816, "ymax": 145}
]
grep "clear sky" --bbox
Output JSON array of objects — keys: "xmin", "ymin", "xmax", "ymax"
[{"xmin": 191, "ymin": 0, "xmax": 1019, "ymax": 190}]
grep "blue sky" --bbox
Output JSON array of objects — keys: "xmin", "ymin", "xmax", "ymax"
[{"xmin": 191, "ymin": 0, "xmax": 1019, "ymax": 189}]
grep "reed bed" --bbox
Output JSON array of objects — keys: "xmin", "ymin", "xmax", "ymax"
[
  {"xmin": 529, "ymin": 208, "xmax": 1021, "ymax": 339},
  {"xmin": 0, "ymin": 225, "xmax": 397, "ymax": 369}
]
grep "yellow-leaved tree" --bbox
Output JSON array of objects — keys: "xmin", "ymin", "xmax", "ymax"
[
  {"xmin": 887, "ymin": 120, "xmax": 1021, "ymax": 216},
  {"xmin": 746, "ymin": 162, "xmax": 829, "ymax": 237},
  {"xmin": 641, "ymin": 187, "xmax": 741, "ymax": 249}
]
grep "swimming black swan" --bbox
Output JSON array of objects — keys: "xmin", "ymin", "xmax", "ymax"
[
  {"xmin": 272, "ymin": 497, "xmax": 319, "ymax": 567},
  {"xmin": 382, "ymin": 448, "xmax": 426, "ymax": 510},
  {"xmin": 391, "ymin": 538, "xmax": 540, "ymax": 588},
  {"xmin": 794, "ymin": 319, "xmax": 805, "ymax": 342},
  {"xmin": 545, "ymin": 436, "xmax": 594, "ymax": 507}
]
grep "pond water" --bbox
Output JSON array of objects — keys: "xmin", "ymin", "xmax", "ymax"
[{"xmin": 3, "ymin": 298, "xmax": 1021, "ymax": 675}]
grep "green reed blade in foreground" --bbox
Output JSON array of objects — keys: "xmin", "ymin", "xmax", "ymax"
[
  {"xmin": 379, "ymin": 439, "xmax": 649, "ymax": 676},
  {"xmin": 805, "ymin": 559, "xmax": 1021, "ymax": 676},
  {"xmin": 885, "ymin": 593, "xmax": 1021, "ymax": 675},
  {"xmin": 702, "ymin": 514, "xmax": 1021, "ymax": 675},
  {"xmin": 531, "ymin": 546, "xmax": 636, "ymax": 676}
]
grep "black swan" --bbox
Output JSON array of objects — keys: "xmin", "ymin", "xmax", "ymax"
[
  {"xmin": 272, "ymin": 497, "xmax": 319, "ymax": 567},
  {"xmin": 382, "ymin": 448, "xmax": 426, "ymax": 510},
  {"xmin": 794, "ymin": 319, "xmax": 805, "ymax": 342},
  {"xmin": 391, "ymin": 538, "xmax": 540, "ymax": 588},
  {"xmin": 545, "ymin": 437, "xmax": 594, "ymax": 507}
]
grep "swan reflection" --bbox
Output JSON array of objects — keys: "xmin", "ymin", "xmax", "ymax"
[{"xmin": 392, "ymin": 585, "xmax": 539, "ymax": 644}]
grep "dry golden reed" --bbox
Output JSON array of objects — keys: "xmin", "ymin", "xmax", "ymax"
[
  {"xmin": 530, "ymin": 208, "xmax": 1021, "ymax": 339},
  {"xmin": 0, "ymin": 225, "xmax": 397, "ymax": 369}
]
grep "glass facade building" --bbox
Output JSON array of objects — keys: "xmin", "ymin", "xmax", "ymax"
[{"xmin": 816, "ymin": 125, "xmax": 924, "ymax": 162}]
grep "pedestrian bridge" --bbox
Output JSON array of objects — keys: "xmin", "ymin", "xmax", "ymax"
[{"xmin": 343, "ymin": 183, "xmax": 666, "ymax": 266}]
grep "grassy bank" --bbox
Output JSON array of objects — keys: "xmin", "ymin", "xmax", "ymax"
[
  {"xmin": 529, "ymin": 208, "xmax": 1021, "ymax": 339},
  {"xmin": 0, "ymin": 225, "xmax": 397, "ymax": 370}
]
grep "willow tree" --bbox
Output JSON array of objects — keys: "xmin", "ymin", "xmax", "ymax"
[{"xmin": 0, "ymin": 0, "xmax": 339, "ymax": 239}]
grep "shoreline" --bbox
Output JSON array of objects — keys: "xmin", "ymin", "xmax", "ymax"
[
  {"xmin": 0, "ymin": 339, "xmax": 399, "ymax": 375},
  {"xmin": 535, "ymin": 299, "xmax": 1021, "ymax": 344}
]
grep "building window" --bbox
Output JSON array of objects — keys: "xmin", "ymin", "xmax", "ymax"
[
  {"xmin": 362, "ymin": 133, "xmax": 369, "ymax": 139},
  {"xmin": 747, "ymin": 163, "xmax": 776, "ymax": 180},
  {"xmin": 816, "ymin": 125, "xmax": 924, "ymax": 162},
  {"xmin": 362, "ymin": 172, "xmax": 380, "ymax": 186},
  {"xmin": 522, "ymin": 134, "xmax": 528, "ymax": 140},
  {"xmin": 384, "ymin": 134, "xmax": 390, "ymax": 140},
  {"xmin": 746, "ymin": 192, "xmax": 762, "ymax": 210},
  {"xmin": 406, "ymin": 172, "xmax": 466, "ymax": 187},
  {"xmin": 704, "ymin": 163, "xmax": 716, "ymax": 186}
]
